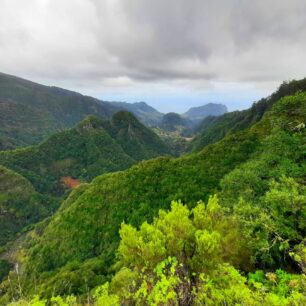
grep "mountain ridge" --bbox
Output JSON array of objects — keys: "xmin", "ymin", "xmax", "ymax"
[
  {"xmin": 0, "ymin": 111, "xmax": 170, "ymax": 196},
  {"xmin": 0, "ymin": 111, "xmax": 171, "ymax": 259},
  {"xmin": 191, "ymin": 77, "xmax": 306, "ymax": 151},
  {"xmin": 0, "ymin": 72, "xmax": 231, "ymax": 150},
  {"xmin": 7, "ymin": 89, "xmax": 304, "ymax": 299}
]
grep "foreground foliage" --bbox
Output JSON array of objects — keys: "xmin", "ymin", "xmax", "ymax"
[{"xmin": 8, "ymin": 200, "xmax": 306, "ymax": 305}]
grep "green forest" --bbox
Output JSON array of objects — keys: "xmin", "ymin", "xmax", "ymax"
[
  {"xmin": 0, "ymin": 76, "xmax": 305, "ymax": 305},
  {"xmin": 2, "ymin": 0, "xmax": 306, "ymax": 304}
]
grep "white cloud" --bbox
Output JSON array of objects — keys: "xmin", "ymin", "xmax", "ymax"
[{"xmin": 0, "ymin": 0, "xmax": 306, "ymax": 111}]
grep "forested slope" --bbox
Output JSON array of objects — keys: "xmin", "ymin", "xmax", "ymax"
[
  {"xmin": 0, "ymin": 112, "xmax": 170, "ymax": 196},
  {"xmin": 0, "ymin": 112, "xmax": 170, "ymax": 266},
  {"xmin": 191, "ymin": 78, "xmax": 306, "ymax": 151},
  {"xmin": 1, "ymin": 92, "xmax": 303, "ymax": 303},
  {"xmin": 0, "ymin": 73, "xmax": 170, "ymax": 151},
  {"xmin": 0, "ymin": 166, "xmax": 55, "ymax": 247},
  {"xmin": 0, "ymin": 73, "xmax": 124, "ymax": 149}
]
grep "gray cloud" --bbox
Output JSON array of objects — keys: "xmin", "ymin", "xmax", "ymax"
[{"xmin": 0, "ymin": 0, "xmax": 306, "ymax": 110}]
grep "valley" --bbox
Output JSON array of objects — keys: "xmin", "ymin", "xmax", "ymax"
[{"xmin": 0, "ymin": 75, "xmax": 305, "ymax": 305}]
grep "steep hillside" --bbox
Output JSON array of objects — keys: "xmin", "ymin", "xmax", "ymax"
[
  {"xmin": 8, "ymin": 92, "xmax": 304, "ymax": 299},
  {"xmin": 0, "ymin": 72, "xmax": 119, "ymax": 125},
  {"xmin": 0, "ymin": 72, "xmax": 123, "ymax": 149},
  {"xmin": 0, "ymin": 112, "xmax": 170, "ymax": 195},
  {"xmin": 106, "ymin": 111, "xmax": 170, "ymax": 160},
  {"xmin": 0, "ymin": 73, "xmax": 169, "ymax": 151},
  {"xmin": 0, "ymin": 166, "xmax": 54, "ymax": 247},
  {"xmin": 191, "ymin": 78, "xmax": 306, "ymax": 151},
  {"xmin": 0, "ymin": 100, "xmax": 56, "ymax": 150}
]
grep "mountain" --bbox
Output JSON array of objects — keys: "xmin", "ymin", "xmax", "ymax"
[
  {"xmin": 0, "ymin": 72, "xmax": 120, "ymax": 123},
  {"xmin": 0, "ymin": 112, "xmax": 170, "ymax": 196},
  {"xmin": 0, "ymin": 111, "xmax": 170, "ymax": 260},
  {"xmin": 104, "ymin": 111, "xmax": 170, "ymax": 160},
  {"xmin": 0, "ymin": 72, "xmax": 166, "ymax": 151},
  {"xmin": 0, "ymin": 72, "xmax": 123, "ymax": 150},
  {"xmin": 153, "ymin": 113, "xmax": 193, "ymax": 154},
  {"xmin": 0, "ymin": 72, "xmax": 234, "ymax": 152},
  {"xmin": 191, "ymin": 78, "xmax": 306, "ymax": 151},
  {"xmin": 159, "ymin": 112, "xmax": 192, "ymax": 133},
  {"xmin": 154, "ymin": 104, "xmax": 228, "ymax": 139},
  {"xmin": 109, "ymin": 101, "xmax": 163, "ymax": 126},
  {"xmin": 109, "ymin": 102, "xmax": 228, "ymax": 130},
  {"xmin": 0, "ymin": 99, "xmax": 58, "ymax": 151},
  {"xmin": 3, "ymin": 86, "xmax": 304, "ymax": 301},
  {"xmin": 0, "ymin": 166, "xmax": 53, "ymax": 247},
  {"xmin": 184, "ymin": 103, "xmax": 228, "ymax": 122}
]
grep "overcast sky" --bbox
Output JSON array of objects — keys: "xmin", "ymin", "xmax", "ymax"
[{"xmin": 1, "ymin": 0, "xmax": 306, "ymax": 112}]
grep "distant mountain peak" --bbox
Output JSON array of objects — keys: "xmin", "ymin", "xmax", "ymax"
[{"xmin": 184, "ymin": 103, "xmax": 228, "ymax": 120}]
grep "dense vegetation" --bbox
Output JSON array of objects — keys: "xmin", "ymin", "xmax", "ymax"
[
  {"xmin": 0, "ymin": 100, "xmax": 57, "ymax": 150},
  {"xmin": 0, "ymin": 166, "xmax": 55, "ymax": 247},
  {"xmin": 103, "ymin": 199, "xmax": 305, "ymax": 305},
  {"xmin": 0, "ymin": 73, "xmax": 172, "ymax": 151},
  {"xmin": 0, "ymin": 72, "xmax": 126, "ymax": 149},
  {"xmin": 0, "ymin": 89, "xmax": 304, "ymax": 305},
  {"xmin": 0, "ymin": 112, "xmax": 170, "ymax": 196},
  {"xmin": 7, "ymin": 196, "xmax": 306, "ymax": 305},
  {"xmin": 0, "ymin": 71, "xmax": 232, "ymax": 151},
  {"xmin": 191, "ymin": 77, "xmax": 306, "ymax": 151},
  {"xmin": 0, "ymin": 111, "xmax": 170, "ymax": 266}
]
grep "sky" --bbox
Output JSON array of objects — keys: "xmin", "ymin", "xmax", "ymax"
[{"xmin": 1, "ymin": 0, "xmax": 306, "ymax": 113}]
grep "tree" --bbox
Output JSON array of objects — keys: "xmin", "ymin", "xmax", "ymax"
[{"xmin": 107, "ymin": 197, "xmax": 247, "ymax": 305}]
